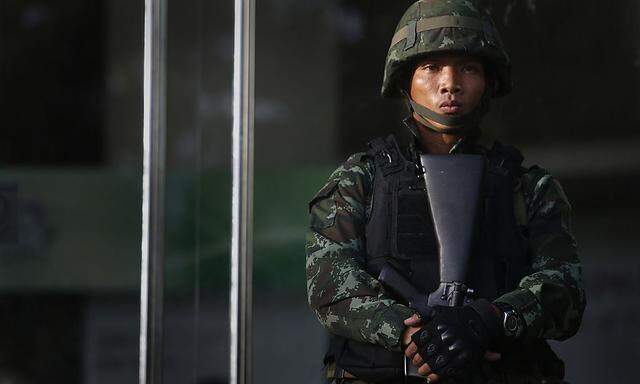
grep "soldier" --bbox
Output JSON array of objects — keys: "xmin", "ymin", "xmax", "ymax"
[{"xmin": 306, "ymin": 1, "xmax": 585, "ymax": 383}]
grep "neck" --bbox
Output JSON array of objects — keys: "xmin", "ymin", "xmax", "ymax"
[{"xmin": 414, "ymin": 118, "xmax": 464, "ymax": 154}]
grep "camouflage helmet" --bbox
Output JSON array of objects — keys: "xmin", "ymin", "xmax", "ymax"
[{"xmin": 381, "ymin": 0, "xmax": 511, "ymax": 98}]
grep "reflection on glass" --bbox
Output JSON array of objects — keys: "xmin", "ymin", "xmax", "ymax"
[{"xmin": 163, "ymin": 1, "xmax": 233, "ymax": 383}]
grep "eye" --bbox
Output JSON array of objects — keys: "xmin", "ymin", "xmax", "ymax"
[
  {"xmin": 462, "ymin": 64, "xmax": 481, "ymax": 74},
  {"xmin": 421, "ymin": 63, "xmax": 439, "ymax": 72}
]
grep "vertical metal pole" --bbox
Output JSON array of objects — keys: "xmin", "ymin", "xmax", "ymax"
[
  {"xmin": 230, "ymin": 0, "xmax": 254, "ymax": 383},
  {"xmin": 140, "ymin": 0, "xmax": 167, "ymax": 383},
  {"xmin": 192, "ymin": 0, "xmax": 204, "ymax": 381}
]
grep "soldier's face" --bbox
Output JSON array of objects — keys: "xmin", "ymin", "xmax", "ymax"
[{"xmin": 410, "ymin": 53, "xmax": 486, "ymax": 128}]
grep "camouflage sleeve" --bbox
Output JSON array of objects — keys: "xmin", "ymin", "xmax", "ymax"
[
  {"xmin": 306, "ymin": 153, "xmax": 414, "ymax": 352},
  {"xmin": 494, "ymin": 167, "xmax": 586, "ymax": 342}
]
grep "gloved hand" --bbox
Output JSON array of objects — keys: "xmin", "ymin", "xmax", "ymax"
[{"xmin": 408, "ymin": 299, "xmax": 503, "ymax": 379}]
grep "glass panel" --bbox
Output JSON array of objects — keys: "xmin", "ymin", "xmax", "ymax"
[
  {"xmin": 0, "ymin": 1, "xmax": 143, "ymax": 382},
  {"xmin": 252, "ymin": 2, "xmax": 419, "ymax": 381},
  {"xmin": 253, "ymin": 0, "xmax": 640, "ymax": 383},
  {"xmin": 163, "ymin": 1, "xmax": 233, "ymax": 383}
]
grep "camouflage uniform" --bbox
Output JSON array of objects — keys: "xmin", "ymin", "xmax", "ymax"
[{"xmin": 306, "ymin": 137, "xmax": 586, "ymax": 383}]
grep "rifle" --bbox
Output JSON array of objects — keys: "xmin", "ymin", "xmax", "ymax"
[{"xmin": 378, "ymin": 154, "xmax": 485, "ymax": 379}]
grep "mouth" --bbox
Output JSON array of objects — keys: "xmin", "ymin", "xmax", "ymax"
[{"xmin": 439, "ymin": 100, "xmax": 463, "ymax": 114}]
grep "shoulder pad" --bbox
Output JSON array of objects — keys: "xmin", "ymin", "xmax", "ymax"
[
  {"xmin": 522, "ymin": 166, "xmax": 552, "ymax": 192},
  {"xmin": 521, "ymin": 165, "xmax": 555, "ymax": 216}
]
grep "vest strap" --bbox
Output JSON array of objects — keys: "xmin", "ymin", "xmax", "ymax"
[{"xmin": 366, "ymin": 136, "xmax": 405, "ymax": 177}]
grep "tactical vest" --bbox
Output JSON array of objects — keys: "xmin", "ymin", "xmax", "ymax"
[{"xmin": 326, "ymin": 135, "xmax": 564, "ymax": 383}]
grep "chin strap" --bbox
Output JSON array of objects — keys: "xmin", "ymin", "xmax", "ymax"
[{"xmin": 402, "ymin": 90, "xmax": 482, "ymax": 136}]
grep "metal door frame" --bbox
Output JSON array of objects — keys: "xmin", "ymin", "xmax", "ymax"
[
  {"xmin": 230, "ymin": 0, "xmax": 255, "ymax": 384},
  {"xmin": 139, "ymin": 0, "xmax": 255, "ymax": 383},
  {"xmin": 140, "ymin": 0, "xmax": 167, "ymax": 383}
]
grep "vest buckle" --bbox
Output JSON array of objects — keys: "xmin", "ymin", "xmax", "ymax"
[{"xmin": 380, "ymin": 150, "xmax": 392, "ymax": 165}]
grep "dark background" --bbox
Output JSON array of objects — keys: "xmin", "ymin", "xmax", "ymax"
[{"xmin": 0, "ymin": 0, "xmax": 638, "ymax": 383}]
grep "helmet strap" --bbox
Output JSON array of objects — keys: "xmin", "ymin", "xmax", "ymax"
[{"xmin": 401, "ymin": 90, "xmax": 481, "ymax": 136}]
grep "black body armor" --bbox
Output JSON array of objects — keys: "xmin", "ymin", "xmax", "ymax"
[{"xmin": 326, "ymin": 135, "xmax": 543, "ymax": 383}]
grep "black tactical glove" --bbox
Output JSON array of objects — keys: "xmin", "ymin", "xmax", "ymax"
[{"xmin": 410, "ymin": 299, "xmax": 503, "ymax": 378}]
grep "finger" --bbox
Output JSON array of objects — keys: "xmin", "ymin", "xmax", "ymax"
[
  {"xmin": 418, "ymin": 363, "xmax": 431, "ymax": 376},
  {"xmin": 403, "ymin": 328, "xmax": 418, "ymax": 347},
  {"xmin": 427, "ymin": 373, "xmax": 439, "ymax": 383},
  {"xmin": 405, "ymin": 342, "xmax": 417, "ymax": 358},
  {"xmin": 403, "ymin": 333, "xmax": 412, "ymax": 347},
  {"xmin": 403, "ymin": 325, "xmax": 420, "ymax": 343},
  {"xmin": 484, "ymin": 350, "xmax": 502, "ymax": 362},
  {"xmin": 412, "ymin": 352, "xmax": 424, "ymax": 366},
  {"xmin": 404, "ymin": 313, "xmax": 421, "ymax": 326}
]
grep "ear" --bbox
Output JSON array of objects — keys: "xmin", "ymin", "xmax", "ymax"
[
  {"xmin": 402, "ymin": 61, "xmax": 421, "ymax": 99},
  {"xmin": 402, "ymin": 71, "xmax": 414, "ymax": 99}
]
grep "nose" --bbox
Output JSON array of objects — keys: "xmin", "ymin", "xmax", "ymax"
[{"xmin": 439, "ymin": 66, "xmax": 461, "ymax": 95}]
